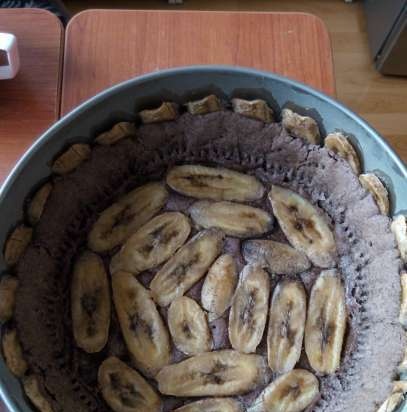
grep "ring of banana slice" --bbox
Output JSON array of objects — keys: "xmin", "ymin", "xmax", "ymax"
[{"xmin": 1, "ymin": 95, "xmax": 405, "ymax": 412}]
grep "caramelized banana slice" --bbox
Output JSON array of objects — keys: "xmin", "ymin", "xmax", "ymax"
[
  {"xmin": 51, "ymin": 143, "xmax": 91, "ymax": 174},
  {"xmin": 174, "ymin": 398, "xmax": 244, "ymax": 412},
  {"xmin": 281, "ymin": 108, "xmax": 320, "ymax": 144},
  {"xmin": 231, "ymin": 98, "xmax": 274, "ymax": 123},
  {"xmin": 359, "ymin": 173, "xmax": 390, "ymax": 215},
  {"xmin": 189, "ymin": 200, "xmax": 273, "ymax": 238},
  {"xmin": 151, "ymin": 229, "xmax": 224, "ymax": 307},
  {"xmin": 3, "ymin": 225, "xmax": 32, "ymax": 267},
  {"xmin": 139, "ymin": 102, "xmax": 178, "ymax": 124},
  {"xmin": 324, "ymin": 132, "xmax": 361, "ymax": 175},
  {"xmin": 95, "ymin": 122, "xmax": 136, "ymax": 145},
  {"xmin": 71, "ymin": 251, "xmax": 110, "ymax": 353},
  {"xmin": 201, "ymin": 254, "xmax": 238, "ymax": 321},
  {"xmin": 0, "ymin": 275, "xmax": 18, "ymax": 322},
  {"xmin": 399, "ymin": 272, "xmax": 407, "ymax": 328},
  {"xmin": 2, "ymin": 329, "xmax": 27, "ymax": 377},
  {"xmin": 186, "ymin": 95, "xmax": 222, "ymax": 115},
  {"xmin": 269, "ymin": 185, "xmax": 337, "ymax": 268},
  {"xmin": 267, "ymin": 281, "xmax": 306, "ymax": 374},
  {"xmin": 242, "ymin": 239, "xmax": 311, "ymax": 275},
  {"xmin": 112, "ymin": 271, "xmax": 170, "ymax": 376},
  {"xmin": 167, "ymin": 165, "xmax": 265, "ymax": 202},
  {"xmin": 156, "ymin": 350, "xmax": 269, "ymax": 397},
  {"xmin": 305, "ymin": 269, "xmax": 346, "ymax": 375},
  {"xmin": 251, "ymin": 369, "xmax": 319, "ymax": 412},
  {"xmin": 229, "ymin": 265, "xmax": 270, "ymax": 353},
  {"xmin": 110, "ymin": 212, "xmax": 191, "ymax": 275},
  {"xmin": 88, "ymin": 182, "xmax": 169, "ymax": 252},
  {"xmin": 168, "ymin": 296, "xmax": 212, "ymax": 355},
  {"xmin": 391, "ymin": 215, "xmax": 407, "ymax": 263},
  {"xmin": 27, "ymin": 182, "xmax": 53, "ymax": 225},
  {"xmin": 98, "ymin": 357, "xmax": 162, "ymax": 412},
  {"xmin": 23, "ymin": 375, "xmax": 54, "ymax": 412}
]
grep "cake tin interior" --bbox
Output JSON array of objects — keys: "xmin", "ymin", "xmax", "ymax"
[{"xmin": 0, "ymin": 65, "xmax": 406, "ymax": 412}]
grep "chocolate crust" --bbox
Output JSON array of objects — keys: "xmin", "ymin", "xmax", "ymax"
[{"xmin": 10, "ymin": 109, "xmax": 404, "ymax": 412}]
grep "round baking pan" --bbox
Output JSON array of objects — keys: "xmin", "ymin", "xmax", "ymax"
[{"xmin": 0, "ymin": 65, "xmax": 406, "ymax": 411}]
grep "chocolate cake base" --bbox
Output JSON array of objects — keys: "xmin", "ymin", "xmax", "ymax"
[{"xmin": 14, "ymin": 111, "xmax": 404, "ymax": 412}]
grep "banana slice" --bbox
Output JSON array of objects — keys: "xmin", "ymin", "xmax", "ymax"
[
  {"xmin": 324, "ymin": 132, "xmax": 361, "ymax": 175},
  {"xmin": 201, "ymin": 254, "xmax": 238, "ymax": 321},
  {"xmin": 399, "ymin": 272, "xmax": 407, "ymax": 328},
  {"xmin": 23, "ymin": 375, "xmax": 53, "ymax": 412},
  {"xmin": 112, "ymin": 271, "xmax": 170, "ymax": 376},
  {"xmin": 305, "ymin": 269, "xmax": 346, "ymax": 375},
  {"xmin": 0, "ymin": 275, "xmax": 18, "ymax": 322},
  {"xmin": 95, "ymin": 122, "xmax": 136, "ymax": 145},
  {"xmin": 2, "ymin": 328, "xmax": 27, "ymax": 377},
  {"xmin": 242, "ymin": 239, "xmax": 311, "ymax": 275},
  {"xmin": 393, "ymin": 381, "xmax": 407, "ymax": 394},
  {"xmin": 110, "ymin": 212, "xmax": 191, "ymax": 275},
  {"xmin": 269, "ymin": 185, "xmax": 337, "ymax": 268},
  {"xmin": 88, "ymin": 182, "xmax": 169, "ymax": 252},
  {"xmin": 189, "ymin": 200, "xmax": 273, "ymax": 238},
  {"xmin": 156, "ymin": 350, "xmax": 269, "ymax": 397},
  {"xmin": 71, "ymin": 251, "xmax": 110, "ymax": 353},
  {"xmin": 27, "ymin": 182, "xmax": 53, "ymax": 225},
  {"xmin": 376, "ymin": 392, "xmax": 404, "ymax": 412},
  {"xmin": 51, "ymin": 143, "xmax": 91, "ymax": 174},
  {"xmin": 359, "ymin": 173, "xmax": 390, "ymax": 215},
  {"xmin": 231, "ymin": 98, "xmax": 274, "ymax": 122},
  {"xmin": 267, "ymin": 281, "xmax": 306, "ymax": 374},
  {"xmin": 168, "ymin": 296, "xmax": 212, "ymax": 355},
  {"xmin": 229, "ymin": 264, "xmax": 270, "ymax": 353},
  {"xmin": 3, "ymin": 225, "xmax": 32, "ymax": 267},
  {"xmin": 186, "ymin": 95, "xmax": 222, "ymax": 115},
  {"xmin": 281, "ymin": 108, "xmax": 320, "ymax": 144},
  {"xmin": 251, "ymin": 369, "xmax": 319, "ymax": 412},
  {"xmin": 166, "ymin": 165, "xmax": 265, "ymax": 202},
  {"xmin": 98, "ymin": 356, "xmax": 162, "ymax": 412},
  {"xmin": 139, "ymin": 102, "xmax": 178, "ymax": 124},
  {"xmin": 391, "ymin": 215, "xmax": 407, "ymax": 263},
  {"xmin": 174, "ymin": 398, "xmax": 244, "ymax": 412},
  {"xmin": 151, "ymin": 229, "xmax": 224, "ymax": 307}
]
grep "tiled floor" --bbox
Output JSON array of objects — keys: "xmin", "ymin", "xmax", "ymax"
[{"xmin": 64, "ymin": 0, "xmax": 407, "ymax": 157}]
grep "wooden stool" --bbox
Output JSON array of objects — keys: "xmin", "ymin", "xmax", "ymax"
[{"xmin": 62, "ymin": 10, "xmax": 335, "ymax": 114}]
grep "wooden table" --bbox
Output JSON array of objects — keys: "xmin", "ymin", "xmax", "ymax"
[
  {"xmin": 61, "ymin": 10, "xmax": 335, "ymax": 114},
  {"xmin": 0, "ymin": 9, "xmax": 63, "ymax": 182}
]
